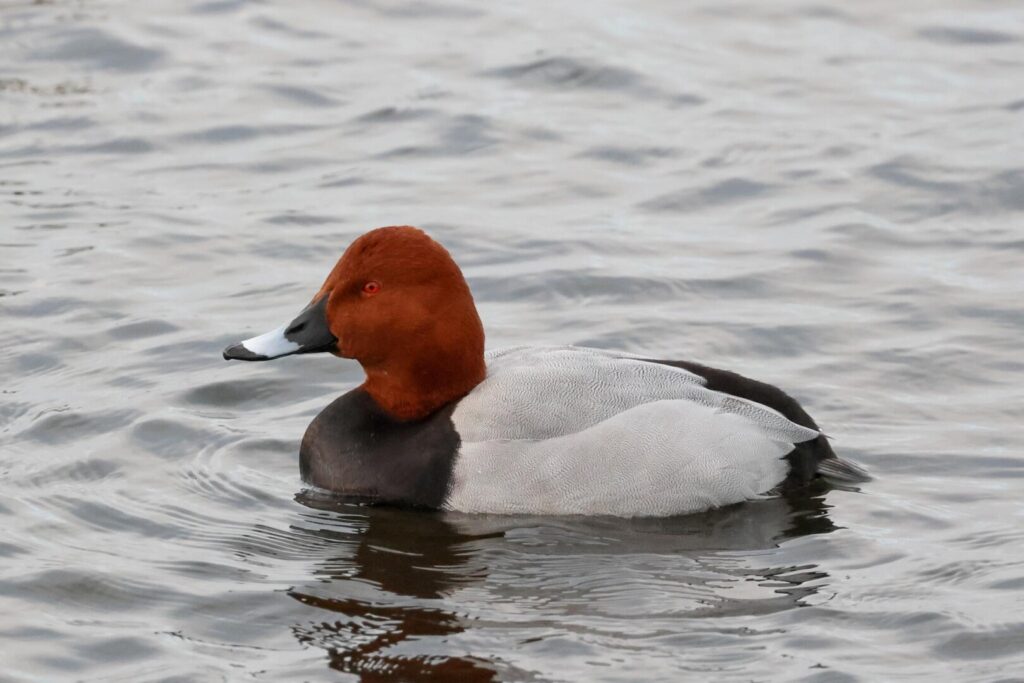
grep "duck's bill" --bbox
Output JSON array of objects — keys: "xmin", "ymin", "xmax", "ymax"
[{"xmin": 223, "ymin": 296, "xmax": 336, "ymax": 361}]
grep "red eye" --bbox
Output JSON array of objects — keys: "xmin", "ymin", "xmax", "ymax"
[{"xmin": 362, "ymin": 281, "xmax": 381, "ymax": 295}]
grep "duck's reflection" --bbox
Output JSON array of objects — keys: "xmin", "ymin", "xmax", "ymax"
[
  {"xmin": 288, "ymin": 497, "xmax": 502, "ymax": 681},
  {"xmin": 287, "ymin": 491, "xmax": 836, "ymax": 681}
]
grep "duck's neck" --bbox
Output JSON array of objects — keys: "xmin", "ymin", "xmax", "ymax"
[{"xmin": 361, "ymin": 344, "xmax": 486, "ymax": 422}]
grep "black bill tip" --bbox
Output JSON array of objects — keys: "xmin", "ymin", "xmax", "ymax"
[{"xmin": 223, "ymin": 343, "xmax": 269, "ymax": 361}]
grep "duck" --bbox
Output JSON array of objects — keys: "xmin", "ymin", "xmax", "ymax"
[{"xmin": 223, "ymin": 225, "xmax": 868, "ymax": 516}]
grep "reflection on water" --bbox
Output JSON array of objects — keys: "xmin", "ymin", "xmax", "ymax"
[
  {"xmin": 291, "ymin": 501, "xmax": 502, "ymax": 680},
  {"xmin": 287, "ymin": 494, "xmax": 835, "ymax": 679}
]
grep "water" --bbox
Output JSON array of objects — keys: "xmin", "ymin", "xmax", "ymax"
[{"xmin": 2, "ymin": 0, "xmax": 1023, "ymax": 680}]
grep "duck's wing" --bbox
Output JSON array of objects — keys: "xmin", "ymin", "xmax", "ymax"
[
  {"xmin": 452, "ymin": 346, "xmax": 819, "ymax": 445},
  {"xmin": 445, "ymin": 346, "xmax": 823, "ymax": 516},
  {"xmin": 448, "ymin": 398, "xmax": 808, "ymax": 515}
]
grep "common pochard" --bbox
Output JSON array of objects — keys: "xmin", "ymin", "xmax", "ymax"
[{"xmin": 224, "ymin": 226, "xmax": 867, "ymax": 516}]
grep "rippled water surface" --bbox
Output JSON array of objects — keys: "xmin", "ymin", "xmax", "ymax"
[{"xmin": 3, "ymin": 0, "xmax": 1024, "ymax": 680}]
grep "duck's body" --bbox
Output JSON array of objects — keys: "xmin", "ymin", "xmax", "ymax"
[{"xmin": 225, "ymin": 226, "xmax": 867, "ymax": 517}]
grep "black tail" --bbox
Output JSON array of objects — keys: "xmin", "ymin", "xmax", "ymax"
[{"xmin": 817, "ymin": 456, "xmax": 871, "ymax": 486}]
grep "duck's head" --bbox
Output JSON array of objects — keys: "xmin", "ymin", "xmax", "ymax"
[{"xmin": 224, "ymin": 226, "xmax": 486, "ymax": 420}]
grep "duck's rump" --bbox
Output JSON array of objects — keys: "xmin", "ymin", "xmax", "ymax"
[{"xmin": 645, "ymin": 357, "xmax": 837, "ymax": 488}]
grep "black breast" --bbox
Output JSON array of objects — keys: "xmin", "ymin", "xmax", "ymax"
[
  {"xmin": 644, "ymin": 359, "xmax": 837, "ymax": 489},
  {"xmin": 299, "ymin": 388, "xmax": 460, "ymax": 508}
]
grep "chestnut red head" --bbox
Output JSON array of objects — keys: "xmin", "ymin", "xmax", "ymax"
[{"xmin": 224, "ymin": 226, "xmax": 486, "ymax": 420}]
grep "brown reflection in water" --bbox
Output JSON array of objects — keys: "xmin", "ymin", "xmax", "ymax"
[
  {"xmin": 289, "ymin": 499, "xmax": 502, "ymax": 681},
  {"xmin": 289, "ymin": 594, "xmax": 497, "ymax": 682}
]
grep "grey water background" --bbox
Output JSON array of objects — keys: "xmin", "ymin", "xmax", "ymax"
[{"xmin": 2, "ymin": 0, "xmax": 1023, "ymax": 680}]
